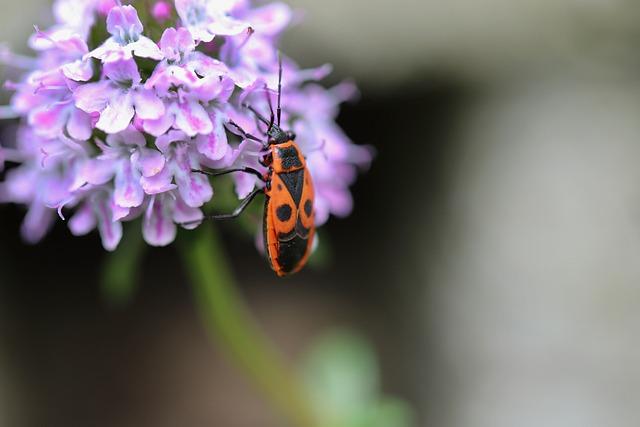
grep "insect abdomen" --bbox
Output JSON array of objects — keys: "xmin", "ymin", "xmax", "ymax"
[{"xmin": 275, "ymin": 236, "xmax": 309, "ymax": 274}]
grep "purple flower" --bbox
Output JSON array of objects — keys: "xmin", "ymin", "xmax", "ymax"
[
  {"xmin": 51, "ymin": 0, "xmax": 101, "ymax": 41},
  {"xmin": 219, "ymin": 2, "xmax": 292, "ymax": 88},
  {"xmin": 175, "ymin": 0, "xmax": 250, "ymax": 42},
  {"xmin": 88, "ymin": 5, "xmax": 163, "ymax": 62},
  {"xmin": 144, "ymin": 69, "xmax": 233, "ymax": 137},
  {"xmin": 74, "ymin": 58, "xmax": 164, "ymax": 133},
  {"xmin": 29, "ymin": 28, "xmax": 93, "ymax": 81},
  {"xmin": 152, "ymin": 1, "xmax": 173, "ymax": 23},
  {"xmin": 93, "ymin": 127, "xmax": 167, "ymax": 210},
  {"xmin": 141, "ymin": 27, "xmax": 235, "ymax": 139},
  {"xmin": 158, "ymin": 27, "xmax": 229, "ymax": 79},
  {"xmin": 143, "ymin": 192, "xmax": 203, "ymax": 246},
  {"xmin": 6, "ymin": 25, "xmax": 95, "ymax": 141},
  {"xmin": 0, "ymin": 0, "xmax": 373, "ymax": 253},
  {"xmin": 151, "ymin": 130, "xmax": 214, "ymax": 207},
  {"xmin": 12, "ymin": 69, "xmax": 93, "ymax": 141}
]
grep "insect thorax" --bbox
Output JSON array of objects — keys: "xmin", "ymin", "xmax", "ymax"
[{"xmin": 270, "ymin": 141, "xmax": 306, "ymax": 173}]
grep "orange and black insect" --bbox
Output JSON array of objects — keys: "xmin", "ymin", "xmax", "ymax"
[{"xmin": 192, "ymin": 58, "xmax": 315, "ymax": 276}]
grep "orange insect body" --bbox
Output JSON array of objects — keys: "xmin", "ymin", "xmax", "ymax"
[
  {"xmin": 188, "ymin": 57, "xmax": 317, "ymax": 276},
  {"xmin": 262, "ymin": 140, "xmax": 315, "ymax": 276}
]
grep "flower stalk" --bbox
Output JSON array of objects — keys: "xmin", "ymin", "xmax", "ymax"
[{"xmin": 179, "ymin": 222, "xmax": 320, "ymax": 427}]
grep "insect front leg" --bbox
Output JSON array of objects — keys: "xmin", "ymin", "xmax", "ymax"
[
  {"xmin": 227, "ymin": 120, "xmax": 267, "ymax": 149},
  {"xmin": 191, "ymin": 167, "xmax": 266, "ymax": 182}
]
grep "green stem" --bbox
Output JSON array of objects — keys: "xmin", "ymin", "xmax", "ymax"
[
  {"xmin": 179, "ymin": 223, "xmax": 319, "ymax": 427},
  {"xmin": 101, "ymin": 223, "xmax": 145, "ymax": 307}
]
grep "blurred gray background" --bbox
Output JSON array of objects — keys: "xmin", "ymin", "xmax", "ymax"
[{"xmin": 2, "ymin": 1, "xmax": 640, "ymax": 426}]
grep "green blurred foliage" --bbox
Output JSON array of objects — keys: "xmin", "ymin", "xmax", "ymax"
[
  {"xmin": 301, "ymin": 331, "xmax": 414, "ymax": 427},
  {"xmin": 306, "ymin": 230, "xmax": 332, "ymax": 270},
  {"xmin": 100, "ymin": 222, "xmax": 146, "ymax": 307}
]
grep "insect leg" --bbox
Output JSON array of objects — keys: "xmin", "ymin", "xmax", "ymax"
[
  {"xmin": 191, "ymin": 167, "xmax": 265, "ymax": 182},
  {"xmin": 206, "ymin": 188, "xmax": 262, "ymax": 221},
  {"xmin": 179, "ymin": 188, "xmax": 263, "ymax": 226},
  {"xmin": 227, "ymin": 120, "xmax": 265, "ymax": 145}
]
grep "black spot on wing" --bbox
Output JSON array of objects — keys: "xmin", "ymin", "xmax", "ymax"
[
  {"xmin": 304, "ymin": 199, "xmax": 313, "ymax": 217},
  {"xmin": 277, "ymin": 146, "xmax": 303, "ymax": 170},
  {"xmin": 276, "ymin": 235, "xmax": 309, "ymax": 273},
  {"xmin": 279, "ymin": 169, "xmax": 304, "ymax": 206},
  {"xmin": 276, "ymin": 204, "xmax": 292, "ymax": 222}
]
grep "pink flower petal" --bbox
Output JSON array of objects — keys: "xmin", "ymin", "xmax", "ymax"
[
  {"xmin": 106, "ymin": 126, "xmax": 146, "ymax": 147},
  {"xmin": 143, "ymin": 196, "xmax": 176, "ymax": 246},
  {"xmin": 21, "ymin": 201, "xmax": 54, "ymax": 244},
  {"xmin": 249, "ymin": 2, "xmax": 292, "ymax": 36},
  {"xmin": 77, "ymin": 159, "xmax": 115, "ymax": 187},
  {"xmin": 94, "ymin": 195, "xmax": 123, "ymax": 251},
  {"xmin": 207, "ymin": 16, "xmax": 251, "ymax": 36},
  {"xmin": 95, "ymin": 92, "xmax": 135, "ymax": 133},
  {"xmin": 103, "ymin": 58, "xmax": 141, "ymax": 85},
  {"xmin": 135, "ymin": 148, "xmax": 166, "ymax": 177},
  {"xmin": 74, "ymin": 81, "xmax": 112, "ymax": 113},
  {"xmin": 140, "ymin": 165, "xmax": 176, "ymax": 194},
  {"xmin": 132, "ymin": 88, "xmax": 165, "ymax": 120},
  {"xmin": 233, "ymin": 171, "xmax": 256, "ymax": 199},
  {"xmin": 62, "ymin": 59, "xmax": 93, "ymax": 82},
  {"xmin": 111, "ymin": 202, "xmax": 131, "ymax": 221},
  {"xmin": 114, "ymin": 159, "xmax": 144, "ymax": 208},
  {"xmin": 67, "ymin": 108, "xmax": 92, "ymax": 140},
  {"xmin": 152, "ymin": 1, "xmax": 173, "ymax": 23},
  {"xmin": 106, "ymin": 5, "xmax": 143, "ymax": 38},
  {"xmin": 172, "ymin": 144, "xmax": 212, "ymax": 207},
  {"xmin": 130, "ymin": 37, "xmax": 163, "ymax": 60},
  {"xmin": 173, "ymin": 196, "xmax": 203, "ymax": 230},
  {"xmin": 29, "ymin": 103, "xmax": 67, "ymax": 137},
  {"xmin": 174, "ymin": 100, "xmax": 212, "ymax": 137},
  {"xmin": 143, "ymin": 110, "xmax": 175, "ymax": 137},
  {"xmin": 69, "ymin": 203, "xmax": 96, "ymax": 236},
  {"xmin": 159, "ymin": 28, "xmax": 181, "ymax": 61},
  {"xmin": 155, "ymin": 129, "xmax": 187, "ymax": 152},
  {"xmin": 195, "ymin": 111, "xmax": 228, "ymax": 161}
]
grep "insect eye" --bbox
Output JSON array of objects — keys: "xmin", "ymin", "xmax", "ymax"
[{"xmin": 287, "ymin": 131, "xmax": 296, "ymax": 140}]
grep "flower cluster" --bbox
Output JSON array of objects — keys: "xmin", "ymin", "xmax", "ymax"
[{"xmin": 0, "ymin": 0, "xmax": 372, "ymax": 250}]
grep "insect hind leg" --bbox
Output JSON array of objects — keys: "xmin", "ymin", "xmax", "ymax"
[{"xmin": 179, "ymin": 188, "xmax": 263, "ymax": 227}]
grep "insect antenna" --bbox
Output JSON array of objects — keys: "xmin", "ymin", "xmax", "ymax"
[
  {"xmin": 243, "ymin": 104, "xmax": 272, "ymax": 128},
  {"xmin": 265, "ymin": 84, "xmax": 275, "ymax": 133},
  {"xmin": 242, "ymin": 53, "xmax": 285, "ymax": 139},
  {"xmin": 277, "ymin": 51, "xmax": 282, "ymax": 127}
]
